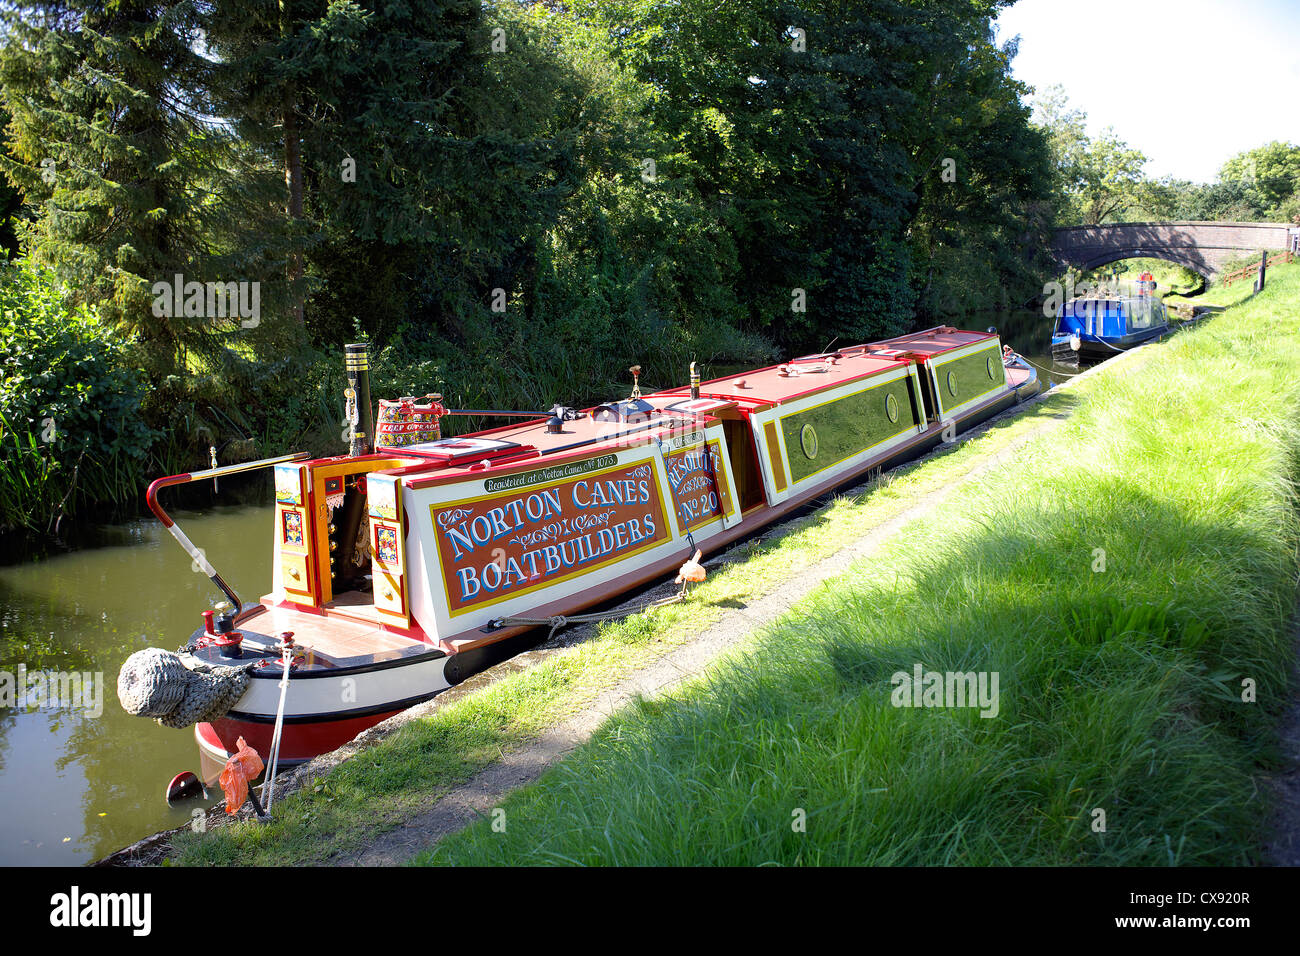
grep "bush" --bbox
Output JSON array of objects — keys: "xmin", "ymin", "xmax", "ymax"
[{"xmin": 0, "ymin": 261, "xmax": 157, "ymax": 532}]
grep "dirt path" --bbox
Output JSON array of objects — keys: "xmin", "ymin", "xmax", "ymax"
[{"xmin": 339, "ymin": 398, "xmax": 1083, "ymax": 865}]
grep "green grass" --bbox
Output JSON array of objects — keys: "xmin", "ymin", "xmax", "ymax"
[
  {"xmin": 412, "ymin": 261, "xmax": 1300, "ymax": 866},
  {"xmin": 169, "ymin": 376, "xmax": 1078, "ymax": 864}
]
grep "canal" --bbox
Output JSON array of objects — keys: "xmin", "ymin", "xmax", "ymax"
[
  {"xmin": 0, "ymin": 504, "xmax": 270, "ymax": 865},
  {"xmin": 0, "ymin": 309, "xmax": 1072, "ymax": 865}
]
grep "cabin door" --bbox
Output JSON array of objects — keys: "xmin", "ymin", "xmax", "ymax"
[{"xmin": 752, "ymin": 413, "xmax": 794, "ymax": 507}]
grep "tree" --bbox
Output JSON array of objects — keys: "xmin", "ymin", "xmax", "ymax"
[
  {"xmin": 1219, "ymin": 141, "xmax": 1300, "ymax": 220},
  {"xmin": 1031, "ymin": 85, "xmax": 1149, "ymax": 226},
  {"xmin": 0, "ymin": 0, "xmax": 235, "ymax": 372},
  {"xmin": 907, "ymin": 23, "xmax": 1057, "ymax": 317}
]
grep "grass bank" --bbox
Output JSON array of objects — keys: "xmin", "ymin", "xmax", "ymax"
[
  {"xmin": 169, "ymin": 381, "xmax": 1074, "ymax": 864},
  {"xmin": 413, "ymin": 263, "xmax": 1300, "ymax": 866}
]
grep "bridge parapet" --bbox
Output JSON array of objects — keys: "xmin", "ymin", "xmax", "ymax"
[{"xmin": 1050, "ymin": 221, "xmax": 1293, "ymax": 278}]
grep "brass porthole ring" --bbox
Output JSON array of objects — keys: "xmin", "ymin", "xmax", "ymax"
[
  {"xmin": 799, "ymin": 423, "xmax": 819, "ymax": 459},
  {"xmin": 986, "ymin": 355, "xmax": 996, "ymax": 379},
  {"xmin": 946, "ymin": 370, "xmax": 957, "ymax": 396},
  {"xmin": 885, "ymin": 393, "xmax": 899, "ymax": 423}
]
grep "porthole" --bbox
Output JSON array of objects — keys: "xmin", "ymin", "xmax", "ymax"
[
  {"xmin": 885, "ymin": 393, "xmax": 899, "ymax": 423},
  {"xmin": 986, "ymin": 355, "xmax": 996, "ymax": 380},
  {"xmin": 799, "ymin": 423, "xmax": 819, "ymax": 459},
  {"xmin": 946, "ymin": 370, "xmax": 957, "ymax": 396}
]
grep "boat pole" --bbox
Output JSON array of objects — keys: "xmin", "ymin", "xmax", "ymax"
[{"xmin": 146, "ymin": 452, "xmax": 311, "ymax": 613}]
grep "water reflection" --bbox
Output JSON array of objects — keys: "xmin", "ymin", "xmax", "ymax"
[
  {"xmin": 971, "ymin": 308, "xmax": 1077, "ymax": 388},
  {"xmin": 0, "ymin": 502, "xmax": 271, "ymax": 864}
]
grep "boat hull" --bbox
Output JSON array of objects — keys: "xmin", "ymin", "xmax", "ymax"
[
  {"xmin": 1051, "ymin": 325, "xmax": 1169, "ymax": 365},
  {"xmin": 192, "ymin": 625, "xmax": 554, "ymax": 766}
]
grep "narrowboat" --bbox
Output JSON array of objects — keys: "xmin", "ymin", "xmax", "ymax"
[
  {"xmin": 1050, "ymin": 290, "xmax": 1169, "ymax": 365},
  {"xmin": 120, "ymin": 328, "xmax": 1039, "ymax": 767}
]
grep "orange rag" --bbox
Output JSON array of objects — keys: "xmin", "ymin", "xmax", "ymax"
[
  {"xmin": 219, "ymin": 736, "xmax": 265, "ymax": 814},
  {"xmin": 675, "ymin": 549, "xmax": 706, "ymax": 585}
]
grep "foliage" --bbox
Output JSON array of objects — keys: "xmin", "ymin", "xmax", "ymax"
[
  {"xmin": 908, "ymin": 30, "xmax": 1057, "ymax": 317},
  {"xmin": 1219, "ymin": 140, "xmax": 1300, "ymax": 216},
  {"xmin": 0, "ymin": 0, "xmax": 1065, "ymax": 531},
  {"xmin": 0, "ymin": 262, "xmax": 157, "ymax": 532},
  {"xmin": 0, "ymin": 0, "xmax": 269, "ymax": 375},
  {"xmin": 1031, "ymin": 85, "xmax": 1151, "ymax": 226}
]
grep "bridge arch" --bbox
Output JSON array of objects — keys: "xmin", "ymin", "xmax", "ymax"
[
  {"xmin": 1050, "ymin": 221, "xmax": 1296, "ymax": 280},
  {"xmin": 1074, "ymin": 248, "xmax": 1211, "ymax": 279}
]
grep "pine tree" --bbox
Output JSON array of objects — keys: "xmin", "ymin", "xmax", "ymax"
[
  {"xmin": 0, "ymin": 0, "xmax": 231, "ymax": 371},
  {"xmin": 202, "ymin": 0, "xmax": 512, "ymax": 343}
]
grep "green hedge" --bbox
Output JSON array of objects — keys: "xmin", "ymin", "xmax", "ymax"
[{"xmin": 0, "ymin": 261, "xmax": 157, "ymax": 533}]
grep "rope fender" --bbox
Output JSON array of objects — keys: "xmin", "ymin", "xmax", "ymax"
[{"xmin": 117, "ymin": 647, "xmax": 255, "ymax": 729}]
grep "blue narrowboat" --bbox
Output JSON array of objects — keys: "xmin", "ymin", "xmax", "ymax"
[{"xmin": 1050, "ymin": 293, "xmax": 1169, "ymax": 365}]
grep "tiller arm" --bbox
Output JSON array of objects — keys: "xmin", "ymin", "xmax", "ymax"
[{"xmin": 146, "ymin": 452, "xmax": 311, "ymax": 613}]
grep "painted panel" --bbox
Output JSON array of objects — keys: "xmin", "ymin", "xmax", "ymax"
[
  {"xmin": 280, "ymin": 550, "xmax": 313, "ymax": 599},
  {"xmin": 763, "ymin": 421, "xmax": 788, "ymax": 493},
  {"xmin": 663, "ymin": 437, "xmax": 736, "ymax": 533},
  {"xmin": 274, "ymin": 464, "xmax": 303, "ymax": 505},
  {"xmin": 429, "ymin": 456, "xmax": 671, "ymax": 617},
  {"xmin": 779, "ymin": 374, "xmax": 920, "ymax": 485},
  {"xmin": 368, "ymin": 472, "xmax": 408, "ymax": 625},
  {"xmin": 932, "ymin": 342, "xmax": 1006, "ymax": 419},
  {"xmin": 273, "ymin": 465, "xmax": 315, "ymax": 605}
]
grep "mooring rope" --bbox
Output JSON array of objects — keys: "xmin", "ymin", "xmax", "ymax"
[
  {"xmin": 491, "ymin": 586, "xmax": 692, "ymax": 641},
  {"xmin": 1017, "ymin": 355, "xmax": 1084, "ymax": 376}
]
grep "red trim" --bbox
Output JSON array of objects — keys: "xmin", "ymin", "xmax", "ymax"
[
  {"xmin": 145, "ymin": 473, "xmax": 193, "ymax": 527},
  {"xmin": 403, "ymin": 428, "xmax": 670, "ymax": 489},
  {"xmin": 198, "ymin": 712, "xmax": 406, "ymax": 765}
]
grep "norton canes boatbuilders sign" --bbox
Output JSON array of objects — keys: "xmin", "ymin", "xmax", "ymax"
[{"xmin": 432, "ymin": 456, "xmax": 672, "ymax": 613}]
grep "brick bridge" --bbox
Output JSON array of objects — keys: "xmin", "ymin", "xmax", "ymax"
[{"xmin": 1049, "ymin": 221, "xmax": 1297, "ymax": 278}]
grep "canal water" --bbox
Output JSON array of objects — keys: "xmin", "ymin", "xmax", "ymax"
[
  {"xmin": 970, "ymin": 307, "xmax": 1077, "ymax": 388},
  {"xmin": 0, "ymin": 310, "xmax": 1075, "ymax": 866},
  {"xmin": 0, "ymin": 504, "xmax": 271, "ymax": 865}
]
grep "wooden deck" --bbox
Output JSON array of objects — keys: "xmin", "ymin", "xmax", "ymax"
[{"xmin": 242, "ymin": 596, "xmax": 426, "ymax": 667}]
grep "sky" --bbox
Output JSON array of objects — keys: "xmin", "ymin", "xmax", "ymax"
[{"xmin": 993, "ymin": 0, "xmax": 1300, "ymax": 184}]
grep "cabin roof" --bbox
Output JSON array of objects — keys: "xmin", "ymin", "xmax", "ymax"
[
  {"xmin": 656, "ymin": 349, "xmax": 910, "ymax": 407},
  {"xmin": 359, "ymin": 327, "xmax": 998, "ymax": 488},
  {"xmin": 868, "ymin": 327, "xmax": 998, "ymax": 355}
]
